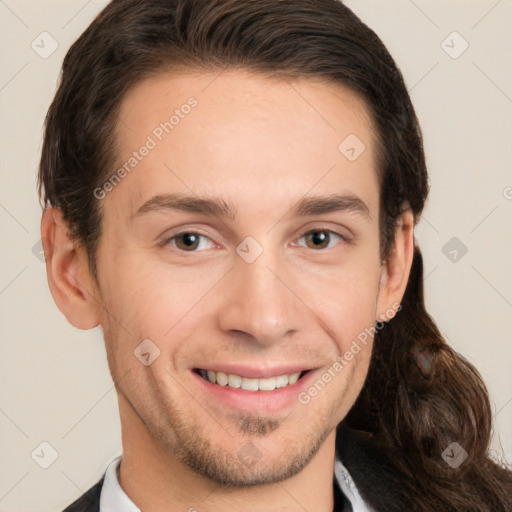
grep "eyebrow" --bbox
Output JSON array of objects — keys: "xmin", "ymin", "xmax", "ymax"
[
  {"xmin": 134, "ymin": 193, "xmax": 237, "ymax": 220},
  {"xmin": 133, "ymin": 192, "xmax": 370, "ymax": 220}
]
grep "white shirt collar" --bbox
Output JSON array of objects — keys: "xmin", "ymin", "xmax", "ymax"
[
  {"xmin": 334, "ymin": 458, "xmax": 372, "ymax": 511},
  {"xmin": 100, "ymin": 456, "xmax": 139, "ymax": 512},
  {"xmin": 100, "ymin": 455, "xmax": 371, "ymax": 512}
]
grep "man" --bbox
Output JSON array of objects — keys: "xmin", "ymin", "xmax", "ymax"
[{"xmin": 38, "ymin": 1, "xmax": 512, "ymax": 511}]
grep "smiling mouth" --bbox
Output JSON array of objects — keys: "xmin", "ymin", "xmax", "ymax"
[{"xmin": 194, "ymin": 368, "xmax": 311, "ymax": 391}]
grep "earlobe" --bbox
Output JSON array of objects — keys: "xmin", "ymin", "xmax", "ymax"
[
  {"xmin": 376, "ymin": 202, "xmax": 414, "ymax": 321},
  {"xmin": 41, "ymin": 208, "xmax": 101, "ymax": 330}
]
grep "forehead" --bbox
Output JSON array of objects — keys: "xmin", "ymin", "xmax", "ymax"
[{"xmin": 109, "ymin": 70, "xmax": 380, "ymax": 217}]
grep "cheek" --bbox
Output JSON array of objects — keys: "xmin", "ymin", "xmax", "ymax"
[
  {"xmin": 99, "ymin": 253, "xmax": 223, "ymax": 342},
  {"xmin": 320, "ymin": 289, "xmax": 378, "ymax": 361},
  {"xmin": 301, "ymin": 260, "xmax": 381, "ymax": 349}
]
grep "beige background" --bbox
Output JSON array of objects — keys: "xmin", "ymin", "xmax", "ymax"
[{"xmin": 0, "ymin": 1, "xmax": 511, "ymax": 510}]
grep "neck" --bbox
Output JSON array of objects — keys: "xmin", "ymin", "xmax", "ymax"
[{"xmin": 117, "ymin": 394, "xmax": 337, "ymax": 512}]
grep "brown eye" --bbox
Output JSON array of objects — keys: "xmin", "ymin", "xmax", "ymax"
[
  {"xmin": 161, "ymin": 231, "xmax": 215, "ymax": 253},
  {"xmin": 173, "ymin": 233, "xmax": 201, "ymax": 251},
  {"xmin": 300, "ymin": 230, "xmax": 345, "ymax": 250}
]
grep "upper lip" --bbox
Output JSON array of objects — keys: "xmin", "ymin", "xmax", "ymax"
[{"xmin": 194, "ymin": 364, "xmax": 313, "ymax": 379}]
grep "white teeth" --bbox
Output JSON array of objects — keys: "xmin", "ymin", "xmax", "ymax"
[
  {"xmin": 288, "ymin": 372, "xmax": 300, "ymax": 385},
  {"xmin": 216, "ymin": 371, "xmax": 228, "ymax": 386},
  {"xmin": 258, "ymin": 377, "xmax": 276, "ymax": 391},
  {"xmin": 275, "ymin": 375, "xmax": 289, "ymax": 388},
  {"xmin": 200, "ymin": 369, "xmax": 303, "ymax": 391},
  {"xmin": 241, "ymin": 378, "xmax": 259, "ymax": 391},
  {"xmin": 227, "ymin": 374, "xmax": 241, "ymax": 388}
]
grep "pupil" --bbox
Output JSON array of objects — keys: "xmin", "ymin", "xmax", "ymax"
[
  {"xmin": 183, "ymin": 233, "xmax": 195, "ymax": 245},
  {"xmin": 182, "ymin": 233, "xmax": 198, "ymax": 247},
  {"xmin": 311, "ymin": 231, "xmax": 328, "ymax": 248}
]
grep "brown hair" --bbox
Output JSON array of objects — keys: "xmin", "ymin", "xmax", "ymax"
[{"xmin": 37, "ymin": 1, "xmax": 512, "ymax": 509}]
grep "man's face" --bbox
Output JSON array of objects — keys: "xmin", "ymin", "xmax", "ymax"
[{"xmin": 94, "ymin": 70, "xmax": 387, "ymax": 485}]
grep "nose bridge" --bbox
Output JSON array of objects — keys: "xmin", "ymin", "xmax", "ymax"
[{"xmin": 217, "ymin": 243, "xmax": 301, "ymax": 344}]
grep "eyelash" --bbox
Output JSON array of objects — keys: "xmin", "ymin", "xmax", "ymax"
[{"xmin": 160, "ymin": 228, "xmax": 349, "ymax": 253}]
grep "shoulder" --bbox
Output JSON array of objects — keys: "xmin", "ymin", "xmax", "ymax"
[{"xmin": 61, "ymin": 477, "xmax": 104, "ymax": 512}]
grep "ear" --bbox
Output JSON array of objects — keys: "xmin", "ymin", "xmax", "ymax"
[
  {"xmin": 41, "ymin": 207, "xmax": 101, "ymax": 330},
  {"xmin": 375, "ymin": 202, "xmax": 415, "ymax": 321}
]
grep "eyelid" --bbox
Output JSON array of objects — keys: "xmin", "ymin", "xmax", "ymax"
[
  {"xmin": 158, "ymin": 228, "xmax": 219, "ymax": 251},
  {"xmin": 292, "ymin": 227, "xmax": 350, "ymax": 250},
  {"xmin": 298, "ymin": 226, "xmax": 350, "ymax": 239}
]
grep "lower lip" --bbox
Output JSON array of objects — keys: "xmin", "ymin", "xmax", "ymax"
[{"xmin": 191, "ymin": 369, "xmax": 317, "ymax": 414}]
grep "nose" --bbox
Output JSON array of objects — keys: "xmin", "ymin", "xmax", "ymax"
[{"xmin": 216, "ymin": 246, "xmax": 303, "ymax": 346}]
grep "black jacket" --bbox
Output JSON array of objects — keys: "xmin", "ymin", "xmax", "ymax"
[{"xmin": 62, "ymin": 477, "xmax": 103, "ymax": 512}]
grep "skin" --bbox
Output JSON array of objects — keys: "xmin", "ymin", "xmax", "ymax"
[{"xmin": 42, "ymin": 70, "xmax": 414, "ymax": 512}]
